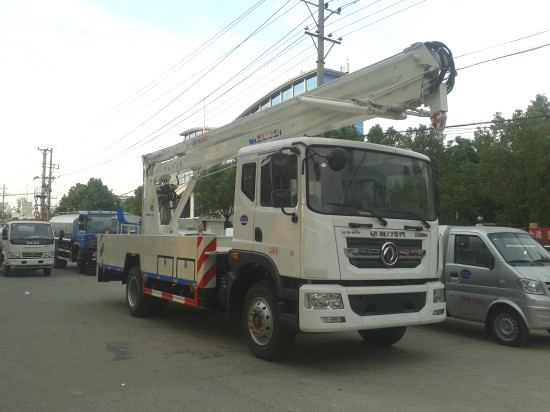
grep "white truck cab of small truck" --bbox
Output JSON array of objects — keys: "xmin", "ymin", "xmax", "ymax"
[
  {"xmin": 97, "ymin": 41, "xmax": 456, "ymax": 360},
  {"xmin": 1, "ymin": 220, "xmax": 55, "ymax": 277}
]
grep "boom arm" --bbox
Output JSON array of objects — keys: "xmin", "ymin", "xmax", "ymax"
[{"xmin": 142, "ymin": 41, "xmax": 456, "ymax": 234}]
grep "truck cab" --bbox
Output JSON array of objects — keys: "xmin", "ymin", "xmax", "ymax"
[
  {"xmin": 439, "ymin": 225, "xmax": 550, "ymax": 346},
  {"xmin": 1, "ymin": 220, "xmax": 55, "ymax": 276}
]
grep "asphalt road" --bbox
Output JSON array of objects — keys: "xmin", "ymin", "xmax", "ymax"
[{"xmin": 1, "ymin": 265, "xmax": 549, "ymax": 412}]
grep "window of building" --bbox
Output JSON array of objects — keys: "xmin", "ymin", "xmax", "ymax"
[
  {"xmin": 241, "ymin": 163, "xmax": 256, "ymax": 201},
  {"xmin": 272, "ymin": 93, "xmax": 281, "ymax": 106},
  {"xmin": 454, "ymin": 235, "xmax": 493, "ymax": 268},
  {"xmin": 294, "ymin": 81, "xmax": 304, "ymax": 97},
  {"xmin": 306, "ymin": 76, "xmax": 317, "ymax": 91},
  {"xmin": 261, "ymin": 100, "xmax": 270, "ymax": 111},
  {"xmin": 282, "ymin": 87, "xmax": 292, "ymax": 102}
]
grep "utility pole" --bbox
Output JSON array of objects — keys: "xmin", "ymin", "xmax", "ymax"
[
  {"xmin": 35, "ymin": 148, "xmax": 57, "ymax": 220},
  {"xmin": 303, "ymin": 0, "xmax": 342, "ymax": 86},
  {"xmin": 1, "ymin": 185, "xmax": 6, "ymax": 222}
]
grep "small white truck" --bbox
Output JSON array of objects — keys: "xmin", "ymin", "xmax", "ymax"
[
  {"xmin": 1, "ymin": 220, "xmax": 55, "ymax": 276},
  {"xmin": 98, "ymin": 41, "xmax": 456, "ymax": 360},
  {"xmin": 439, "ymin": 225, "xmax": 550, "ymax": 346}
]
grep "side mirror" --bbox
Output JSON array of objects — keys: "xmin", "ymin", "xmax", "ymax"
[
  {"xmin": 271, "ymin": 189, "xmax": 292, "ymax": 208},
  {"xmin": 326, "ymin": 148, "xmax": 347, "ymax": 171},
  {"xmin": 78, "ymin": 214, "xmax": 86, "ymax": 222},
  {"xmin": 1, "ymin": 228, "xmax": 7, "ymax": 240},
  {"xmin": 59, "ymin": 229, "xmax": 65, "ymax": 239},
  {"xmin": 270, "ymin": 153, "xmax": 291, "ymax": 190},
  {"xmin": 433, "ymin": 169, "xmax": 441, "ymax": 218}
]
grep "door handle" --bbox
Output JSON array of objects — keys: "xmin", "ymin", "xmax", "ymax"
[{"xmin": 255, "ymin": 227, "xmax": 262, "ymax": 242}]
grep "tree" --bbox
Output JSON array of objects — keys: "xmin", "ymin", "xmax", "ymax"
[
  {"xmin": 194, "ymin": 163, "xmax": 237, "ymax": 228},
  {"xmin": 473, "ymin": 94, "xmax": 550, "ymax": 227},
  {"xmin": 122, "ymin": 186, "xmax": 143, "ymax": 216},
  {"xmin": 53, "ymin": 178, "xmax": 120, "ymax": 215},
  {"xmin": 323, "ymin": 125, "xmax": 364, "ymax": 141}
]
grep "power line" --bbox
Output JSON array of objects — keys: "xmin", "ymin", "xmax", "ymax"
[{"xmin": 457, "ymin": 43, "xmax": 550, "ymax": 70}]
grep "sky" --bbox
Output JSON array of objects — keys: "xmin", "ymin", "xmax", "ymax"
[{"xmin": 1, "ymin": 0, "xmax": 549, "ymax": 213}]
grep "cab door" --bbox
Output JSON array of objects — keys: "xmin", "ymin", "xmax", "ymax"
[
  {"xmin": 446, "ymin": 234, "xmax": 497, "ymax": 319},
  {"xmin": 252, "ymin": 152, "xmax": 301, "ymax": 278}
]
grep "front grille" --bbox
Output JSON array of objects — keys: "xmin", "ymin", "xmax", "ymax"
[
  {"xmin": 22, "ymin": 252, "xmax": 43, "ymax": 258},
  {"xmin": 345, "ymin": 238, "xmax": 424, "ymax": 269},
  {"xmin": 349, "ymin": 292, "xmax": 426, "ymax": 316}
]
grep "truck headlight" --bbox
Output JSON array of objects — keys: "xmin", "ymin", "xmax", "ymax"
[
  {"xmin": 8, "ymin": 252, "xmax": 20, "ymax": 259},
  {"xmin": 44, "ymin": 252, "xmax": 54, "ymax": 258},
  {"xmin": 433, "ymin": 288, "xmax": 445, "ymax": 303},
  {"xmin": 518, "ymin": 279, "xmax": 544, "ymax": 295},
  {"xmin": 305, "ymin": 293, "xmax": 344, "ymax": 310}
]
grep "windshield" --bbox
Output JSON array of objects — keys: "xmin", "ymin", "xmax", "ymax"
[
  {"xmin": 488, "ymin": 232, "xmax": 550, "ymax": 265},
  {"xmin": 306, "ymin": 146, "xmax": 437, "ymax": 220},
  {"xmin": 86, "ymin": 215, "xmax": 118, "ymax": 233},
  {"xmin": 10, "ymin": 223, "xmax": 54, "ymax": 245}
]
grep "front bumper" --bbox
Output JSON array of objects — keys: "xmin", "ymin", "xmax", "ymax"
[
  {"xmin": 5, "ymin": 258, "xmax": 54, "ymax": 270},
  {"xmin": 298, "ymin": 281, "xmax": 446, "ymax": 332},
  {"xmin": 521, "ymin": 295, "xmax": 550, "ymax": 330}
]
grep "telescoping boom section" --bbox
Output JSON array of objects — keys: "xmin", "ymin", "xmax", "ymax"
[
  {"xmin": 142, "ymin": 41, "xmax": 455, "ymax": 235},
  {"xmin": 98, "ymin": 41, "xmax": 456, "ymax": 361}
]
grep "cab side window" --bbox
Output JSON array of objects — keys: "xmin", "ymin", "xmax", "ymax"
[
  {"xmin": 455, "ymin": 235, "xmax": 493, "ymax": 268},
  {"xmin": 260, "ymin": 154, "xmax": 298, "ymax": 207},
  {"xmin": 241, "ymin": 162, "xmax": 256, "ymax": 201}
]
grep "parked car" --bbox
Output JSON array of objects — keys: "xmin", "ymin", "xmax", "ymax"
[{"xmin": 439, "ymin": 225, "xmax": 550, "ymax": 346}]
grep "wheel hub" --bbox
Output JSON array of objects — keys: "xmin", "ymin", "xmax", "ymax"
[
  {"xmin": 495, "ymin": 314, "xmax": 518, "ymax": 341},
  {"xmin": 247, "ymin": 297, "xmax": 273, "ymax": 346}
]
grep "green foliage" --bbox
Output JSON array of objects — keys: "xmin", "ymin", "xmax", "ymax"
[
  {"xmin": 122, "ymin": 186, "xmax": 143, "ymax": 216},
  {"xmin": 323, "ymin": 125, "xmax": 364, "ymax": 141},
  {"xmin": 366, "ymin": 94, "xmax": 550, "ymax": 227},
  {"xmin": 194, "ymin": 163, "xmax": 237, "ymax": 228},
  {"xmin": 53, "ymin": 178, "xmax": 120, "ymax": 215}
]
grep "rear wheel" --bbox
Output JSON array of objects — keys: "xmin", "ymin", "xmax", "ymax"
[
  {"xmin": 77, "ymin": 256, "xmax": 86, "ymax": 274},
  {"xmin": 126, "ymin": 266, "xmax": 152, "ymax": 317},
  {"xmin": 488, "ymin": 307, "xmax": 528, "ymax": 347},
  {"xmin": 242, "ymin": 281, "xmax": 295, "ymax": 361},
  {"xmin": 358, "ymin": 326, "xmax": 407, "ymax": 346}
]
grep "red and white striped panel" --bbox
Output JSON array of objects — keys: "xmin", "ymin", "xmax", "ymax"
[{"xmin": 197, "ymin": 236, "xmax": 217, "ymax": 289}]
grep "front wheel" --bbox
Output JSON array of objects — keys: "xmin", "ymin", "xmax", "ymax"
[
  {"xmin": 43, "ymin": 268, "xmax": 52, "ymax": 276},
  {"xmin": 2, "ymin": 264, "xmax": 10, "ymax": 277},
  {"xmin": 126, "ymin": 266, "xmax": 152, "ymax": 317},
  {"xmin": 488, "ymin": 307, "xmax": 528, "ymax": 347},
  {"xmin": 358, "ymin": 326, "xmax": 407, "ymax": 346},
  {"xmin": 242, "ymin": 281, "xmax": 295, "ymax": 361}
]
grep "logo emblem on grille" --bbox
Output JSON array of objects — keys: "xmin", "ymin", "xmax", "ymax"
[{"xmin": 381, "ymin": 242, "xmax": 399, "ymax": 267}]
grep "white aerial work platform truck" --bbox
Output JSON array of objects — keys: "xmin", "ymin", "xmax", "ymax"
[{"xmin": 97, "ymin": 41, "xmax": 457, "ymax": 360}]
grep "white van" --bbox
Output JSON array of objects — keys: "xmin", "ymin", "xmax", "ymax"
[
  {"xmin": 440, "ymin": 225, "xmax": 550, "ymax": 346},
  {"xmin": 1, "ymin": 220, "xmax": 55, "ymax": 276}
]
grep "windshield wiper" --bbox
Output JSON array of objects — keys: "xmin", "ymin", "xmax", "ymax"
[
  {"xmin": 382, "ymin": 210, "xmax": 431, "ymax": 229},
  {"xmin": 327, "ymin": 202, "xmax": 387, "ymax": 226},
  {"xmin": 507, "ymin": 259, "xmax": 531, "ymax": 266}
]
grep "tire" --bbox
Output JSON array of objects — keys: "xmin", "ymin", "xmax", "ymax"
[
  {"xmin": 54, "ymin": 258, "xmax": 67, "ymax": 269},
  {"xmin": 43, "ymin": 268, "xmax": 52, "ymax": 276},
  {"xmin": 358, "ymin": 326, "xmax": 407, "ymax": 346},
  {"xmin": 488, "ymin": 307, "xmax": 528, "ymax": 347},
  {"xmin": 126, "ymin": 266, "xmax": 152, "ymax": 317},
  {"xmin": 77, "ymin": 256, "xmax": 86, "ymax": 274},
  {"xmin": 242, "ymin": 281, "xmax": 295, "ymax": 361},
  {"xmin": 2, "ymin": 264, "xmax": 10, "ymax": 277}
]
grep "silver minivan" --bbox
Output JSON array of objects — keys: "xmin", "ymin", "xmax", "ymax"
[{"xmin": 439, "ymin": 225, "xmax": 550, "ymax": 346}]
